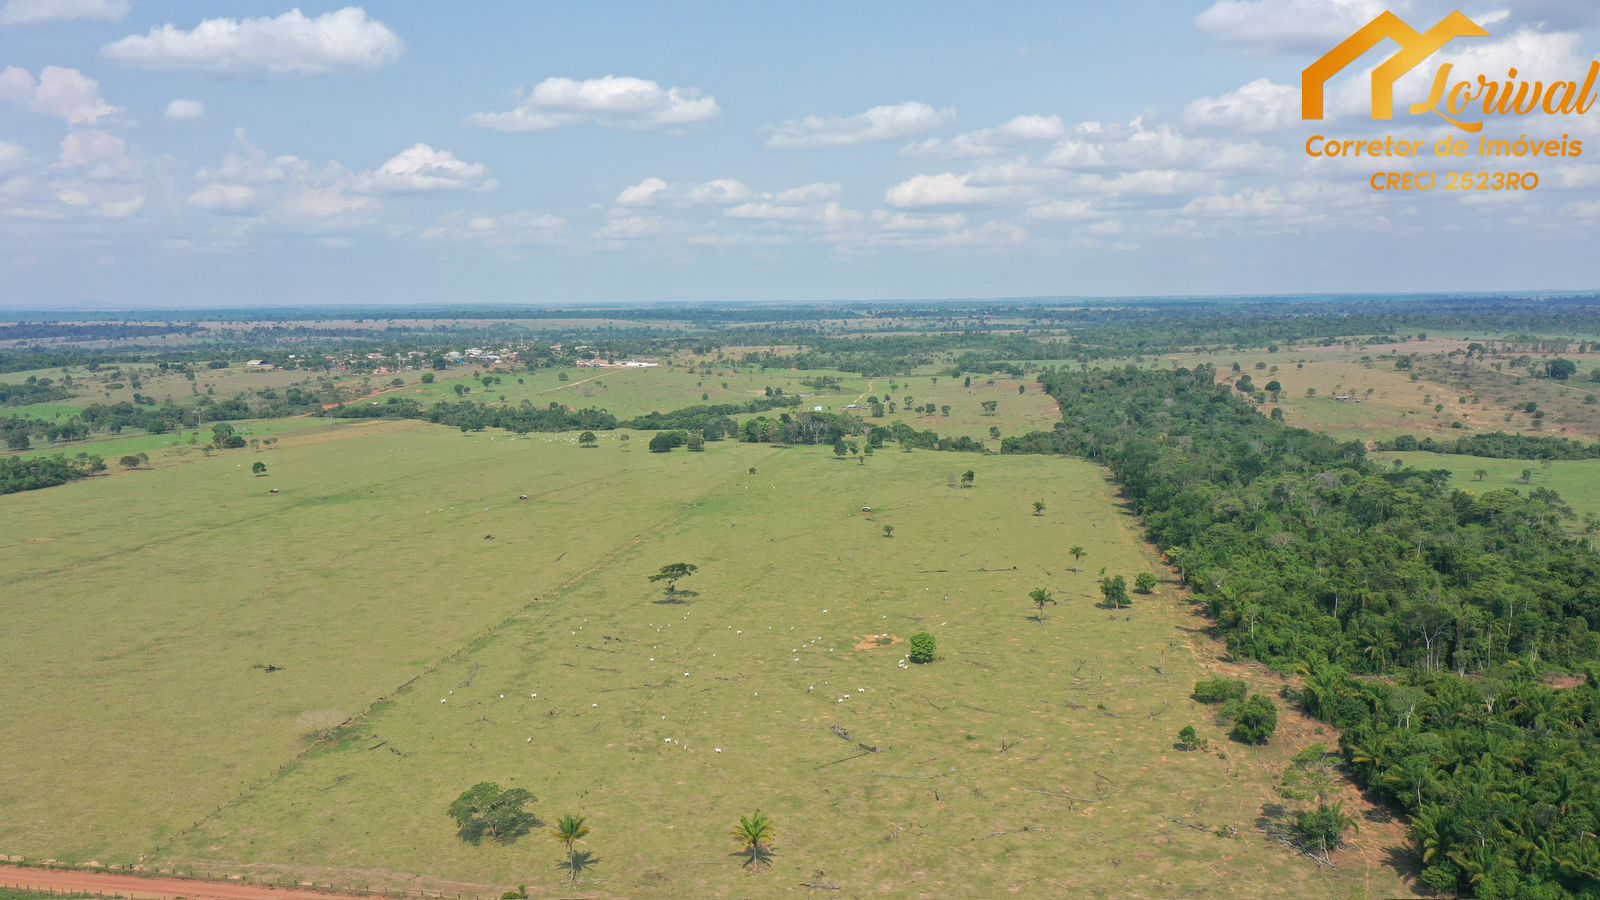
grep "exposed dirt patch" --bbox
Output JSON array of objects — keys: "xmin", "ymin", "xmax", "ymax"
[{"xmin": 853, "ymin": 633, "xmax": 904, "ymax": 651}]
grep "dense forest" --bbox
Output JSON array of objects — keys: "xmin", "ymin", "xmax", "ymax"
[
  {"xmin": 1005, "ymin": 366, "xmax": 1600, "ymax": 898},
  {"xmin": 0, "ymin": 453, "xmax": 104, "ymax": 495}
]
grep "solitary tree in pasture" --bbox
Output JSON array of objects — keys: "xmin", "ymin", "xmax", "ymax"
[
  {"xmin": 1473, "ymin": 468, "xmax": 1487, "ymax": 481},
  {"xmin": 1100, "ymin": 574, "xmax": 1130, "ymax": 609},
  {"xmin": 252, "ymin": 461, "xmax": 268, "ymax": 476},
  {"xmin": 447, "ymin": 782, "xmax": 537, "ymax": 844},
  {"xmin": 1033, "ymin": 499, "xmax": 1045, "ymax": 516},
  {"xmin": 961, "ymin": 469, "xmax": 975, "ymax": 487},
  {"xmin": 1029, "ymin": 587, "xmax": 1056, "ymax": 623},
  {"xmin": 578, "ymin": 431, "xmax": 598, "ymax": 448},
  {"xmin": 1069, "ymin": 545, "xmax": 1085, "ymax": 572},
  {"xmin": 552, "ymin": 814, "xmax": 591, "ymax": 882},
  {"xmin": 732, "ymin": 811, "xmax": 775, "ymax": 868},
  {"xmin": 882, "ymin": 524, "xmax": 895, "ymax": 538},
  {"xmin": 119, "ymin": 454, "xmax": 143, "ymax": 469},
  {"xmin": 649, "ymin": 562, "xmax": 698, "ymax": 598},
  {"xmin": 980, "ymin": 400, "xmax": 998, "ymax": 416}
]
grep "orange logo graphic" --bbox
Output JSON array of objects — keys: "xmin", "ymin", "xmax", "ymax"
[{"xmin": 1302, "ymin": 11, "xmax": 1487, "ymax": 121}]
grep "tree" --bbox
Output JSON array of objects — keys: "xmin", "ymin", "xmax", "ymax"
[
  {"xmin": 1473, "ymin": 468, "xmax": 1488, "ymax": 481},
  {"xmin": 1176, "ymin": 725, "xmax": 1199, "ymax": 751},
  {"xmin": 1229, "ymin": 695, "xmax": 1278, "ymax": 744},
  {"xmin": 1099, "ymin": 574, "xmax": 1130, "ymax": 609},
  {"xmin": 447, "ymin": 782, "xmax": 537, "ymax": 844},
  {"xmin": 119, "ymin": 455, "xmax": 143, "ymax": 469},
  {"xmin": 961, "ymin": 469, "xmax": 975, "ymax": 487},
  {"xmin": 908, "ymin": 631, "xmax": 936, "ymax": 664},
  {"xmin": 551, "ymin": 814, "xmax": 591, "ymax": 882},
  {"xmin": 1547, "ymin": 358, "xmax": 1577, "ymax": 380},
  {"xmin": 420, "ymin": 372, "xmax": 435, "ymax": 384},
  {"xmin": 1295, "ymin": 802, "xmax": 1358, "ymax": 861},
  {"xmin": 1134, "ymin": 571, "xmax": 1157, "ymax": 593},
  {"xmin": 648, "ymin": 562, "xmax": 697, "ymax": 597},
  {"xmin": 1069, "ymin": 545, "xmax": 1085, "ymax": 572},
  {"xmin": 732, "ymin": 811, "xmax": 774, "ymax": 868},
  {"xmin": 980, "ymin": 400, "xmax": 998, "ymax": 415},
  {"xmin": 1032, "ymin": 499, "xmax": 1046, "ymax": 516},
  {"xmin": 578, "ymin": 431, "xmax": 598, "ymax": 448},
  {"xmin": 251, "ymin": 461, "xmax": 267, "ymax": 476},
  {"xmin": 686, "ymin": 433, "xmax": 706, "ymax": 452},
  {"xmin": 1029, "ymin": 587, "xmax": 1056, "ymax": 622},
  {"xmin": 882, "ymin": 524, "xmax": 895, "ymax": 538},
  {"xmin": 618, "ymin": 433, "xmax": 631, "ymax": 450}
]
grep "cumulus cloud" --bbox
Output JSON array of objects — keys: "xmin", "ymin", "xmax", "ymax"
[
  {"xmin": 1022, "ymin": 199, "xmax": 1098, "ymax": 221},
  {"xmin": 355, "ymin": 144, "xmax": 495, "ymax": 193},
  {"xmin": 884, "ymin": 172, "xmax": 1027, "ymax": 208},
  {"xmin": 765, "ymin": 101, "xmax": 954, "ymax": 149},
  {"xmin": 1185, "ymin": 79, "xmax": 1299, "ymax": 133},
  {"xmin": 0, "ymin": 140, "xmax": 26, "ymax": 175},
  {"xmin": 102, "ymin": 7, "xmax": 403, "ymax": 77},
  {"xmin": 902, "ymin": 114, "xmax": 1066, "ymax": 158},
  {"xmin": 0, "ymin": 0, "xmax": 127, "ymax": 25},
  {"xmin": 466, "ymin": 75, "xmax": 720, "ymax": 132},
  {"xmin": 1195, "ymin": 0, "xmax": 1388, "ymax": 54},
  {"xmin": 186, "ymin": 182, "xmax": 258, "ymax": 214},
  {"xmin": 164, "ymin": 98, "xmax": 204, "ymax": 121},
  {"xmin": 613, "ymin": 176, "xmax": 750, "ymax": 207},
  {"xmin": 0, "ymin": 65, "xmax": 122, "ymax": 125},
  {"xmin": 55, "ymin": 129, "xmax": 135, "ymax": 178},
  {"xmin": 422, "ymin": 210, "xmax": 565, "ymax": 247}
]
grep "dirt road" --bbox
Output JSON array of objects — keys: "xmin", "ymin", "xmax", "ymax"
[{"xmin": 0, "ymin": 867, "xmax": 366, "ymax": 900}]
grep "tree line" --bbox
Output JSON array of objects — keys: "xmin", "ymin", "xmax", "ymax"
[{"xmin": 1004, "ymin": 364, "xmax": 1600, "ymax": 897}]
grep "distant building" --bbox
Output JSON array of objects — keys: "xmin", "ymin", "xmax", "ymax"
[{"xmin": 245, "ymin": 360, "xmax": 275, "ymax": 371}]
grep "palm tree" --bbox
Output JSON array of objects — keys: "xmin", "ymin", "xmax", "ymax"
[
  {"xmin": 1029, "ymin": 587, "xmax": 1056, "ymax": 623},
  {"xmin": 552, "ymin": 813, "xmax": 590, "ymax": 880},
  {"xmin": 732, "ymin": 811, "xmax": 774, "ymax": 868},
  {"xmin": 1069, "ymin": 545, "xmax": 1085, "ymax": 572}
]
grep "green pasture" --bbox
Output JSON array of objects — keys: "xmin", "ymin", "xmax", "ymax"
[
  {"xmin": 1375, "ymin": 450, "xmax": 1600, "ymax": 520},
  {"xmin": 5, "ymin": 416, "xmax": 339, "ymax": 463},
  {"xmin": 0, "ymin": 419, "xmax": 1407, "ymax": 897}
]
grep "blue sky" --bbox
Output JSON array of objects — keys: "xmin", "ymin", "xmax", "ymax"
[{"xmin": 2, "ymin": 0, "xmax": 1599, "ymax": 307}]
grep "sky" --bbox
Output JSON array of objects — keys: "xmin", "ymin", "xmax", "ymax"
[{"xmin": 3, "ymin": 0, "xmax": 1600, "ymax": 308}]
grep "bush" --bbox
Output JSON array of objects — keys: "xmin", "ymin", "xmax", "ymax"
[
  {"xmin": 1134, "ymin": 571, "xmax": 1157, "ymax": 593},
  {"xmin": 648, "ymin": 430, "xmax": 687, "ymax": 453},
  {"xmin": 1229, "ymin": 695, "xmax": 1278, "ymax": 744},
  {"xmin": 1176, "ymin": 725, "xmax": 1199, "ymax": 750},
  {"xmin": 1191, "ymin": 678, "xmax": 1247, "ymax": 704},
  {"xmin": 908, "ymin": 631, "xmax": 936, "ymax": 664}
]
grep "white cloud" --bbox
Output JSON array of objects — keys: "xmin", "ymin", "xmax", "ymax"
[
  {"xmin": 0, "ymin": 65, "xmax": 121, "ymax": 125},
  {"xmin": 164, "ymin": 98, "xmax": 204, "ymax": 121},
  {"xmin": 102, "ymin": 7, "xmax": 403, "ymax": 77},
  {"xmin": 1076, "ymin": 169, "xmax": 1219, "ymax": 195},
  {"xmin": 1043, "ymin": 119, "xmax": 1276, "ymax": 173},
  {"xmin": 0, "ymin": 140, "xmax": 26, "ymax": 175},
  {"xmin": 55, "ymin": 129, "xmax": 133, "ymax": 178},
  {"xmin": 766, "ymin": 101, "xmax": 954, "ymax": 149},
  {"xmin": 187, "ymin": 183, "xmax": 258, "ymax": 214},
  {"xmin": 775, "ymin": 182, "xmax": 842, "ymax": 204},
  {"xmin": 1022, "ymin": 199, "xmax": 1098, "ymax": 222},
  {"xmin": 355, "ymin": 144, "xmax": 494, "ymax": 193},
  {"xmin": 1195, "ymin": 0, "xmax": 1387, "ymax": 54},
  {"xmin": 902, "ymin": 114, "xmax": 1066, "ymax": 158},
  {"xmin": 613, "ymin": 177, "xmax": 750, "ymax": 207},
  {"xmin": 0, "ymin": 0, "xmax": 127, "ymax": 25},
  {"xmin": 466, "ymin": 75, "xmax": 720, "ymax": 132},
  {"xmin": 724, "ymin": 199, "xmax": 860, "ymax": 225},
  {"xmin": 884, "ymin": 172, "xmax": 1020, "ymax": 208},
  {"xmin": 1185, "ymin": 78, "xmax": 1299, "ymax": 133},
  {"xmin": 422, "ymin": 210, "xmax": 565, "ymax": 247}
]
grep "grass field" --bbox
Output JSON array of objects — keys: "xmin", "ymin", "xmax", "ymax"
[
  {"xmin": 4, "ymin": 416, "xmax": 340, "ymax": 463},
  {"xmin": 0, "ymin": 417, "xmax": 1413, "ymax": 897},
  {"xmin": 1375, "ymin": 450, "xmax": 1600, "ymax": 520}
]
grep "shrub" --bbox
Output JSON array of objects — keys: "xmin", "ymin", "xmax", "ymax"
[
  {"xmin": 1191, "ymin": 678, "xmax": 1247, "ymax": 704},
  {"xmin": 1176, "ymin": 725, "xmax": 1199, "ymax": 750},
  {"xmin": 1134, "ymin": 572, "xmax": 1157, "ymax": 593},
  {"xmin": 1229, "ymin": 695, "xmax": 1278, "ymax": 744},
  {"xmin": 908, "ymin": 631, "xmax": 936, "ymax": 664}
]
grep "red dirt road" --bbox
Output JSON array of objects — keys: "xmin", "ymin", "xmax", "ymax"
[{"xmin": 1, "ymin": 867, "xmax": 364, "ymax": 900}]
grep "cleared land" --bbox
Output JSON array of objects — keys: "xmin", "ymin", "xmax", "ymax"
[
  {"xmin": 1, "ymin": 418, "xmax": 1410, "ymax": 897},
  {"xmin": 1375, "ymin": 450, "xmax": 1600, "ymax": 519}
]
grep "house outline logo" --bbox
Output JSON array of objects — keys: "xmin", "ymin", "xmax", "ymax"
[{"xmin": 1302, "ymin": 10, "xmax": 1488, "ymax": 121}]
